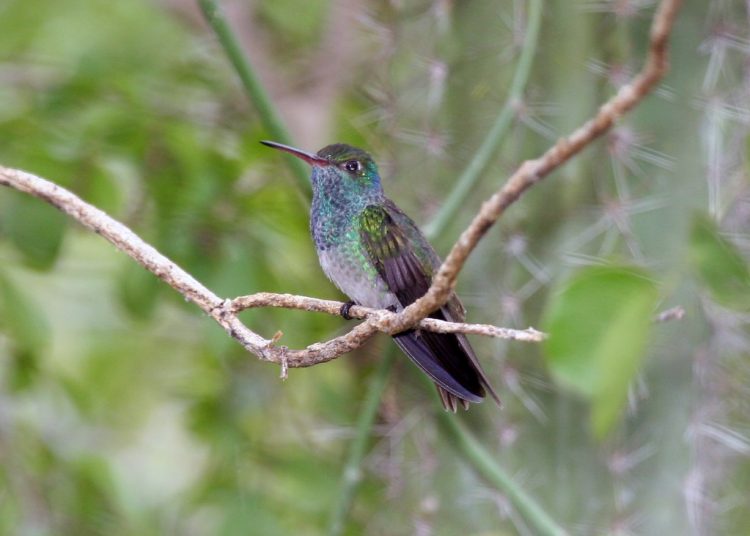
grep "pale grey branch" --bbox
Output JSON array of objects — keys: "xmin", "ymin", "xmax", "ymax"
[
  {"xmin": 231, "ymin": 293, "xmax": 546, "ymax": 342},
  {"xmin": 0, "ymin": 0, "xmax": 680, "ymax": 369},
  {"xmin": 0, "ymin": 167, "xmax": 541, "ymax": 370},
  {"xmin": 390, "ymin": 0, "xmax": 683, "ymax": 333}
]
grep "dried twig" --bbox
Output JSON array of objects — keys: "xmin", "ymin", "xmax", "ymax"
[
  {"xmin": 0, "ymin": 0, "xmax": 681, "ymax": 370},
  {"xmin": 0, "ymin": 167, "xmax": 542, "ymax": 368},
  {"xmin": 390, "ymin": 0, "xmax": 683, "ymax": 333},
  {"xmin": 231, "ymin": 293, "xmax": 546, "ymax": 342}
]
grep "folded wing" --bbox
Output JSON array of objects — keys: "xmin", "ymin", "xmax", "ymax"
[{"xmin": 358, "ymin": 201, "xmax": 499, "ymax": 409}]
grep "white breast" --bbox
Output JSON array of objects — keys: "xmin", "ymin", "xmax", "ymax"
[{"xmin": 318, "ymin": 247, "xmax": 401, "ymax": 310}]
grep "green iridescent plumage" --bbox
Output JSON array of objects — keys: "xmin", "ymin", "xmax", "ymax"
[{"xmin": 261, "ymin": 140, "xmax": 500, "ymax": 411}]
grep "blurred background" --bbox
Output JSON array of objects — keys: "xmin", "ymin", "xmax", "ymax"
[{"xmin": 0, "ymin": 0, "xmax": 748, "ymax": 534}]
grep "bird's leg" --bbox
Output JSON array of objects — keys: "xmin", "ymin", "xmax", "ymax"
[{"xmin": 339, "ymin": 300, "xmax": 357, "ymax": 320}]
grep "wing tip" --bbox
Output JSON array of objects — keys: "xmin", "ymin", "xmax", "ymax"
[
  {"xmin": 437, "ymin": 386, "xmax": 486, "ymax": 412},
  {"xmin": 437, "ymin": 384, "xmax": 503, "ymax": 412},
  {"xmin": 484, "ymin": 382, "xmax": 503, "ymax": 409}
]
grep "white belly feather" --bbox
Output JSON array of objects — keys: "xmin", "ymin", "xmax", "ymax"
[{"xmin": 318, "ymin": 247, "xmax": 401, "ymax": 311}]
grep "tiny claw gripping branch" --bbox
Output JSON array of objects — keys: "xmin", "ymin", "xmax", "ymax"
[
  {"xmin": 340, "ymin": 300, "xmax": 356, "ymax": 320},
  {"xmin": 0, "ymin": 0, "xmax": 680, "ymax": 371}
]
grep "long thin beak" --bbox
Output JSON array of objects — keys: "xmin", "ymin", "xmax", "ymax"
[{"xmin": 260, "ymin": 140, "xmax": 329, "ymax": 166}]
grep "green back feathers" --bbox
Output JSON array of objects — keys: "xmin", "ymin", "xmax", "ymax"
[
  {"xmin": 359, "ymin": 205, "xmax": 404, "ymax": 260},
  {"xmin": 358, "ymin": 204, "xmax": 432, "ymax": 305}
]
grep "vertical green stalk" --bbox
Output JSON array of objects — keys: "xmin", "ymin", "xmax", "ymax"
[
  {"xmin": 193, "ymin": 3, "xmax": 391, "ymax": 532},
  {"xmin": 438, "ymin": 413, "xmax": 567, "ymax": 536},
  {"xmin": 196, "ymin": 0, "xmax": 311, "ymax": 196},
  {"xmin": 424, "ymin": 0, "xmax": 543, "ymax": 238},
  {"xmin": 196, "ymin": 1, "xmax": 562, "ymax": 534},
  {"xmin": 327, "ymin": 348, "xmax": 397, "ymax": 536},
  {"xmin": 424, "ymin": 4, "xmax": 562, "ymax": 526}
]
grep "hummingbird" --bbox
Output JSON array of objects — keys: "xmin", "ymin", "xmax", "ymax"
[{"xmin": 261, "ymin": 141, "xmax": 500, "ymax": 411}]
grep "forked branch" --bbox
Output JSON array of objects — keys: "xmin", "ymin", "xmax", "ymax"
[
  {"xmin": 0, "ymin": 168, "xmax": 543, "ymax": 367},
  {"xmin": 0, "ymin": 0, "xmax": 681, "ymax": 368},
  {"xmin": 393, "ymin": 0, "xmax": 683, "ymax": 331}
]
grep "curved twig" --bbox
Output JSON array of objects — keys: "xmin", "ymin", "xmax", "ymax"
[
  {"xmin": 0, "ymin": 166, "xmax": 542, "ymax": 369},
  {"xmin": 393, "ymin": 0, "xmax": 683, "ymax": 333},
  {"xmin": 0, "ymin": 0, "xmax": 680, "ymax": 372},
  {"xmin": 231, "ymin": 293, "xmax": 546, "ymax": 342}
]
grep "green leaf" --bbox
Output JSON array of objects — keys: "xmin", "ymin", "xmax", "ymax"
[
  {"xmin": 1, "ymin": 192, "xmax": 67, "ymax": 270},
  {"xmin": 542, "ymin": 266, "xmax": 659, "ymax": 438},
  {"xmin": 689, "ymin": 213, "xmax": 750, "ymax": 312},
  {"xmin": 0, "ymin": 269, "xmax": 49, "ymax": 390},
  {"xmin": 85, "ymin": 162, "xmax": 123, "ymax": 215},
  {"xmin": 117, "ymin": 261, "xmax": 162, "ymax": 320}
]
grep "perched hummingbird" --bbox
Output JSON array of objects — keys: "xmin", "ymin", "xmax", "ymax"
[{"xmin": 261, "ymin": 141, "xmax": 500, "ymax": 411}]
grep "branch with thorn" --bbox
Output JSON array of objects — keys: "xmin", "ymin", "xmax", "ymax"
[{"xmin": 0, "ymin": 0, "xmax": 681, "ymax": 371}]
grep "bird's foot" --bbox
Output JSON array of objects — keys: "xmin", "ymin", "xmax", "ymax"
[{"xmin": 340, "ymin": 300, "xmax": 356, "ymax": 320}]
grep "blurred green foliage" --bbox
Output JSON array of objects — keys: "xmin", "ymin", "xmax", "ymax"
[
  {"xmin": 689, "ymin": 213, "xmax": 750, "ymax": 312},
  {"xmin": 0, "ymin": 0, "xmax": 748, "ymax": 535},
  {"xmin": 542, "ymin": 266, "xmax": 658, "ymax": 438}
]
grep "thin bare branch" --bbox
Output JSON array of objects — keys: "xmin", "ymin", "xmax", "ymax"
[
  {"xmin": 0, "ymin": 167, "xmax": 276, "ymax": 358},
  {"xmin": 231, "ymin": 293, "xmax": 546, "ymax": 342},
  {"xmin": 391, "ymin": 0, "xmax": 683, "ymax": 332},
  {"xmin": 0, "ymin": 167, "xmax": 541, "ymax": 370},
  {"xmin": 0, "ymin": 0, "xmax": 680, "ymax": 370}
]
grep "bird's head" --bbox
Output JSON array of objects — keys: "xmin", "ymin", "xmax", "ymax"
[{"xmin": 261, "ymin": 141, "xmax": 382, "ymax": 196}]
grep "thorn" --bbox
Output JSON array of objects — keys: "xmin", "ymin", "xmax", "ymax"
[{"xmin": 654, "ymin": 306, "xmax": 686, "ymax": 323}]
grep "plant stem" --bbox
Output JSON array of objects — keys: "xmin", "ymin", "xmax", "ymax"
[
  {"xmin": 438, "ymin": 413, "xmax": 567, "ymax": 536},
  {"xmin": 422, "ymin": 4, "xmax": 559, "ymax": 529},
  {"xmin": 192, "ymin": 3, "xmax": 391, "ymax": 532},
  {"xmin": 196, "ymin": 0, "xmax": 311, "ymax": 196},
  {"xmin": 424, "ymin": 0, "xmax": 543, "ymax": 238},
  {"xmin": 327, "ymin": 348, "xmax": 397, "ymax": 536},
  {"xmin": 196, "ymin": 2, "xmax": 562, "ymax": 533}
]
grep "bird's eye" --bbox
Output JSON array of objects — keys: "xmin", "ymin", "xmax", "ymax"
[{"xmin": 344, "ymin": 160, "xmax": 361, "ymax": 173}]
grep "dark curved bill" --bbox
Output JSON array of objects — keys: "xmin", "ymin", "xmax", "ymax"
[{"xmin": 260, "ymin": 140, "xmax": 329, "ymax": 166}]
